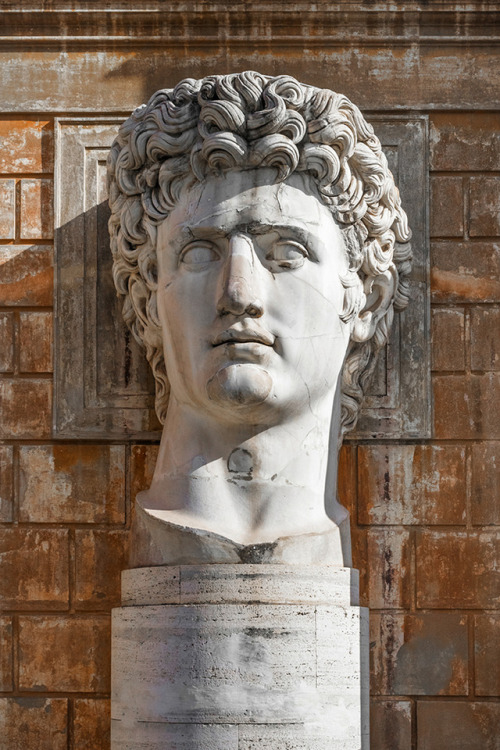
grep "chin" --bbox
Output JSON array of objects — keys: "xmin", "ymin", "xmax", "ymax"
[{"xmin": 205, "ymin": 363, "xmax": 276, "ymax": 415}]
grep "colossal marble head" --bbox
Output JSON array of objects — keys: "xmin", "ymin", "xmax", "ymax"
[{"xmin": 108, "ymin": 72, "xmax": 411, "ymax": 437}]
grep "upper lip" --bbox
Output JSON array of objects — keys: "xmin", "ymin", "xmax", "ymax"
[{"xmin": 212, "ymin": 324, "xmax": 275, "ymax": 347}]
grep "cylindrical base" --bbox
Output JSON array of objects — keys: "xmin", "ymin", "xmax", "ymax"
[{"xmin": 111, "ymin": 565, "xmax": 369, "ymax": 749}]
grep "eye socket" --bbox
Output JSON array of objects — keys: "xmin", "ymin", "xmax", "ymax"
[
  {"xmin": 266, "ymin": 240, "xmax": 308, "ymax": 269},
  {"xmin": 179, "ymin": 242, "xmax": 220, "ymax": 268}
]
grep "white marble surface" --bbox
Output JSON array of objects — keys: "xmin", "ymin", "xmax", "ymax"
[
  {"xmin": 112, "ymin": 592, "xmax": 369, "ymax": 748},
  {"xmin": 121, "ymin": 564, "xmax": 360, "ymax": 606},
  {"xmin": 107, "ymin": 74, "xmax": 410, "ymax": 565}
]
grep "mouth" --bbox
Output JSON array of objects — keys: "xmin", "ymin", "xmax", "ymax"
[{"xmin": 212, "ymin": 325, "xmax": 275, "ymax": 348}]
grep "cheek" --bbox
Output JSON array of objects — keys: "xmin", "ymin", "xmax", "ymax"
[{"xmin": 270, "ymin": 272, "xmax": 344, "ymax": 335}]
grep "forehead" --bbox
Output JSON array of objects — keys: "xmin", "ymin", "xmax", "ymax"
[{"xmin": 161, "ymin": 168, "xmax": 340, "ymax": 241}]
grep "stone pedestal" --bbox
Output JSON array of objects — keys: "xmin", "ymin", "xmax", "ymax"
[{"xmin": 111, "ymin": 565, "xmax": 369, "ymax": 749}]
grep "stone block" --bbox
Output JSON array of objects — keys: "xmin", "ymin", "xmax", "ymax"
[
  {"xmin": 430, "ymin": 176, "xmax": 463, "ymax": 237},
  {"xmin": 431, "ymin": 241, "xmax": 500, "ymax": 303},
  {"xmin": 73, "ymin": 699, "xmax": 110, "ymax": 750},
  {"xmin": 470, "ymin": 176, "xmax": 500, "ymax": 237},
  {"xmin": 19, "ymin": 615, "xmax": 110, "ymax": 692},
  {"xmin": 20, "ymin": 178, "xmax": 53, "ymax": 240},
  {"xmin": 430, "ymin": 113, "xmax": 500, "ymax": 171},
  {"xmin": 0, "ymin": 698, "xmax": 67, "ymax": 750},
  {"xmin": 0, "ymin": 528, "xmax": 69, "ymax": 609},
  {"xmin": 19, "ymin": 311, "xmax": 53, "ymax": 372},
  {"xmin": 74, "ymin": 529, "xmax": 128, "ymax": 609},
  {"xmin": 121, "ymin": 565, "xmax": 359, "ymax": 608},
  {"xmin": 416, "ymin": 530, "xmax": 500, "ymax": 609},
  {"xmin": 431, "ymin": 308, "xmax": 465, "ymax": 371},
  {"xmin": 0, "ymin": 245, "xmax": 53, "ymax": 306},
  {"xmin": 238, "ymin": 723, "xmax": 362, "ymax": 749},
  {"xmin": 112, "ymin": 600, "xmax": 368, "ymax": 745},
  {"xmin": 0, "ymin": 119, "xmax": 53, "ymax": 173},
  {"xmin": 370, "ymin": 700, "xmax": 412, "ymax": 750},
  {"xmin": 130, "ymin": 444, "xmax": 159, "ymax": 498},
  {"xmin": 471, "ymin": 443, "xmax": 500, "ymax": 525},
  {"xmin": 474, "ymin": 614, "xmax": 500, "ymax": 696},
  {"xmin": 370, "ymin": 613, "xmax": 468, "ymax": 696},
  {"xmin": 365, "ymin": 529, "xmax": 411, "ymax": 609},
  {"xmin": 471, "ymin": 307, "xmax": 500, "ymax": 371},
  {"xmin": 358, "ymin": 445, "xmax": 466, "ymax": 525},
  {"xmin": 0, "ymin": 178, "xmax": 15, "ymax": 239},
  {"xmin": 181, "ymin": 565, "xmax": 356, "ymax": 607},
  {"xmin": 0, "ymin": 617, "xmax": 13, "ymax": 691},
  {"xmin": 417, "ymin": 701, "xmax": 500, "ymax": 750},
  {"xmin": 0, "ymin": 311, "xmax": 15, "ymax": 372},
  {"xmin": 0, "ymin": 379, "xmax": 52, "ymax": 438},
  {"xmin": 337, "ymin": 444, "xmax": 357, "ymax": 518},
  {"xmin": 111, "ymin": 721, "xmax": 239, "ymax": 749},
  {"xmin": 113, "ymin": 604, "xmax": 317, "ymax": 724},
  {"xmin": 19, "ymin": 444, "xmax": 125, "ymax": 523},
  {"xmin": 0, "ymin": 445, "xmax": 14, "ymax": 521},
  {"xmin": 433, "ymin": 373, "xmax": 500, "ymax": 439}
]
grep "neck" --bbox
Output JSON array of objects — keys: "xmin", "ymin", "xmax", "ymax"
[{"xmin": 140, "ymin": 391, "xmax": 348, "ymax": 547}]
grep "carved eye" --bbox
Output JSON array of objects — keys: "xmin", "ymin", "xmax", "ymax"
[
  {"xmin": 267, "ymin": 240, "xmax": 308, "ymax": 269},
  {"xmin": 180, "ymin": 242, "xmax": 220, "ymax": 268}
]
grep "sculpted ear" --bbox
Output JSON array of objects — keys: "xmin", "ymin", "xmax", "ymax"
[{"xmin": 351, "ymin": 266, "xmax": 397, "ymax": 343}]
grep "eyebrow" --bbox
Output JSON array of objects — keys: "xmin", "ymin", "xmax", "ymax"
[{"xmin": 183, "ymin": 221, "xmax": 314, "ymax": 246}]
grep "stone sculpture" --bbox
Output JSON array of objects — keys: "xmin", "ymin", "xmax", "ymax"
[
  {"xmin": 108, "ymin": 72, "xmax": 410, "ymax": 564},
  {"xmin": 108, "ymin": 72, "xmax": 411, "ymax": 749}
]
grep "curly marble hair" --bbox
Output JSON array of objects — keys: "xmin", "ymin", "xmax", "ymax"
[{"xmin": 107, "ymin": 72, "xmax": 411, "ymax": 435}]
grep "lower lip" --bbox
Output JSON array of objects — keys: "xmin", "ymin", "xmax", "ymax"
[{"xmin": 215, "ymin": 342, "xmax": 272, "ymax": 359}]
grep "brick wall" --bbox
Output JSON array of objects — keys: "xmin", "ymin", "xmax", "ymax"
[
  {"xmin": 1, "ymin": 17, "xmax": 500, "ymax": 749},
  {"xmin": 340, "ymin": 113, "xmax": 500, "ymax": 749}
]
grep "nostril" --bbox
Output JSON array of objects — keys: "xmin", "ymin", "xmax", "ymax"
[{"xmin": 246, "ymin": 301, "xmax": 263, "ymax": 318}]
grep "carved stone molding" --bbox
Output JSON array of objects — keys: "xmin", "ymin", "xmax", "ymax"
[
  {"xmin": 1, "ymin": 3, "xmax": 498, "ymax": 47},
  {"xmin": 54, "ymin": 114, "xmax": 430, "ymax": 440}
]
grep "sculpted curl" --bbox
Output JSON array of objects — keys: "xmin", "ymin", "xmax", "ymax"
[{"xmin": 107, "ymin": 72, "xmax": 411, "ymax": 435}]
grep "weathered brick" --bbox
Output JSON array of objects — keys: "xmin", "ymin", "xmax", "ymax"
[
  {"xmin": 0, "ymin": 698, "xmax": 67, "ymax": 750},
  {"xmin": 371, "ymin": 700, "xmax": 412, "ymax": 750},
  {"xmin": 471, "ymin": 443, "xmax": 500, "ymax": 525},
  {"xmin": 0, "ymin": 379, "xmax": 52, "ymax": 438},
  {"xmin": 19, "ymin": 311, "xmax": 53, "ymax": 372},
  {"xmin": 0, "ymin": 528, "xmax": 69, "ymax": 609},
  {"xmin": 430, "ymin": 176, "xmax": 463, "ymax": 237},
  {"xmin": 475, "ymin": 614, "xmax": 500, "ymax": 696},
  {"xmin": 431, "ymin": 308, "xmax": 465, "ymax": 371},
  {"xmin": 73, "ymin": 699, "xmax": 110, "ymax": 750},
  {"xmin": 370, "ymin": 613, "xmax": 468, "ymax": 696},
  {"xmin": 417, "ymin": 701, "xmax": 500, "ymax": 750},
  {"xmin": 0, "ymin": 617, "xmax": 13, "ymax": 691},
  {"xmin": 0, "ymin": 245, "xmax": 53, "ymax": 306},
  {"xmin": 19, "ymin": 445, "xmax": 125, "ymax": 523},
  {"xmin": 0, "ymin": 445, "xmax": 13, "ymax": 522},
  {"xmin": 470, "ymin": 176, "xmax": 500, "ymax": 237},
  {"xmin": 20, "ymin": 178, "xmax": 53, "ymax": 240},
  {"xmin": 19, "ymin": 616, "xmax": 110, "ymax": 693},
  {"xmin": 0, "ymin": 178, "xmax": 15, "ymax": 239},
  {"xmin": 471, "ymin": 307, "xmax": 500, "ymax": 371},
  {"xmin": 0, "ymin": 119, "xmax": 53, "ymax": 173},
  {"xmin": 416, "ymin": 530, "xmax": 500, "ymax": 609},
  {"xmin": 74, "ymin": 529, "xmax": 128, "ymax": 609},
  {"xmin": 434, "ymin": 373, "xmax": 500, "ymax": 439},
  {"xmin": 337, "ymin": 443, "xmax": 356, "ymax": 518},
  {"xmin": 430, "ymin": 113, "xmax": 500, "ymax": 171},
  {"xmin": 0, "ymin": 311, "xmax": 15, "ymax": 372},
  {"xmin": 131, "ymin": 444, "xmax": 159, "ymax": 499},
  {"xmin": 356, "ymin": 529, "xmax": 411, "ymax": 609},
  {"xmin": 358, "ymin": 445, "xmax": 466, "ymax": 525},
  {"xmin": 431, "ymin": 242, "xmax": 500, "ymax": 303}
]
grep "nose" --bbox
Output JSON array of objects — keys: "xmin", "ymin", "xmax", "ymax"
[{"xmin": 216, "ymin": 233, "xmax": 264, "ymax": 318}]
